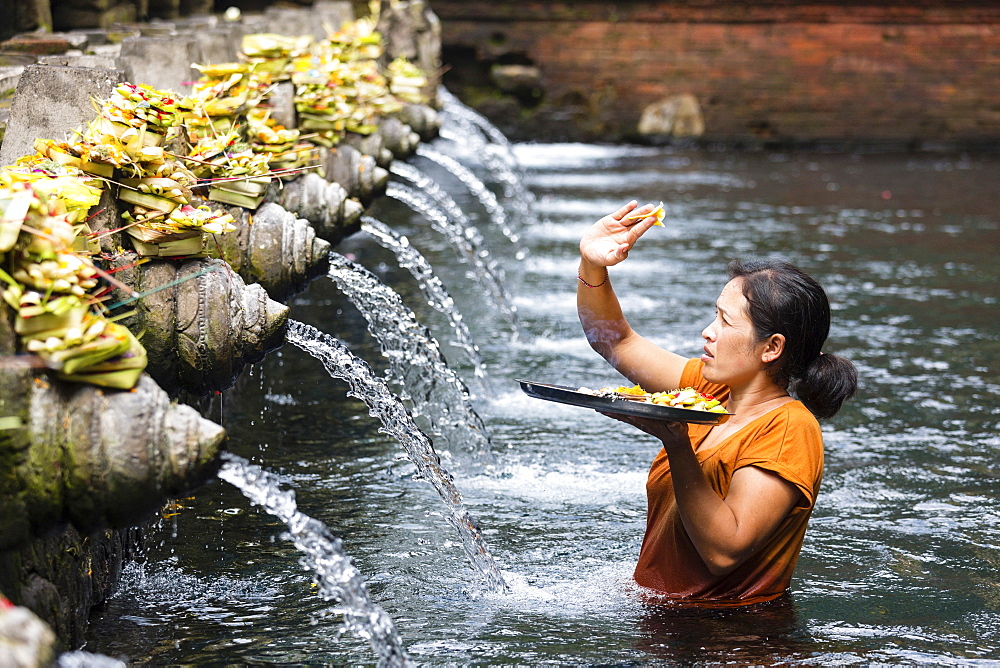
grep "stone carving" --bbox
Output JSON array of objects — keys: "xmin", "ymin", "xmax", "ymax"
[
  {"xmin": 264, "ymin": 175, "xmax": 364, "ymax": 243},
  {"xmin": 0, "ymin": 371, "xmax": 224, "ymax": 546},
  {"xmin": 322, "ymin": 144, "xmax": 389, "ymax": 203},
  {"xmin": 343, "ymin": 130, "xmax": 395, "ymax": 168},
  {"xmin": 206, "ymin": 201, "xmax": 331, "ymax": 297},
  {"xmin": 377, "ymin": 116, "xmax": 422, "ymax": 159},
  {"xmin": 110, "ymin": 258, "xmax": 288, "ymax": 393},
  {"xmin": 396, "ymin": 103, "xmax": 440, "ymax": 142}
]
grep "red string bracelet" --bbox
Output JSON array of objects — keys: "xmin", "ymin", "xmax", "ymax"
[{"xmin": 578, "ymin": 273, "xmax": 607, "ymax": 288}]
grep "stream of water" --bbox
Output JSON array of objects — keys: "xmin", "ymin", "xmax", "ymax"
[{"xmin": 85, "ymin": 143, "xmax": 999, "ymax": 665}]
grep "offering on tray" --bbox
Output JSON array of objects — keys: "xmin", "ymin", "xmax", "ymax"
[
  {"xmin": 519, "ymin": 380, "xmax": 732, "ymax": 425},
  {"xmin": 581, "ymin": 384, "xmax": 728, "ymax": 413}
]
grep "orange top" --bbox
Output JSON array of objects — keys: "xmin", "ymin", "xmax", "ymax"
[{"xmin": 632, "ymin": 359, "xmax": 824, "ymax": 606}]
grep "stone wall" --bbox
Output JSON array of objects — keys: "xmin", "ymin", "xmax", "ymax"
[{"xmin": 431, "ymin": 0, "xmax": 1000, "ymax": 147}]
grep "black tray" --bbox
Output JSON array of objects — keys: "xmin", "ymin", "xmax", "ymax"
[{"xmin": 518, "ymin": 380, "xmax": 732, "ymax": 426}]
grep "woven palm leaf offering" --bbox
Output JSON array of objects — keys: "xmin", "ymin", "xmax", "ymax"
[
  {"xmin": 0, "ymin": 179, "xmax": 148, "ymax": 389},
  {"xmin": 291, "ymin": 52, "xmax": 398, "ymax": 144},
  {"xmin": 386, "ymin": 57, "xmax": 430, "ymax": 105},
  {"xmin": 245, "ymin": 108, "xmax": 322, "ymax": 180},
  {"xmin": 186, "ymin": 128, "xmax": 273, "ymax": 209},
  {"xmin": 240, "ymin": 33, "xmax": 311, "ymax": 78},
  {"xmin": 325, "ymin": 13, "xmax": 383, "ymax": 61},
  {"xmin": 116, "ymin": 154, "xmax": 234, "ymax": 257},
  {"xmin": 92, "ymin": 83, "xmax": 197, "ymax": 151},
  {"xmin": 291, "ymin": 52, "xmax": 353, "ymax": 145},
  {"xmin": 1, "ymin": 159, "xmax": 105, "ymax": 251},
  {"xmin": 188, "ymin": 61, "xmax": 275, "ymax": 135},
  {"xmin": 121, "ymin": 203, "xmax": 235, "ymax": 257}
]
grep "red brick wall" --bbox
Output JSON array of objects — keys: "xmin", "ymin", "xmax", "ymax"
[{"xmin": 432, "ymin": 1, "xmax": 1000, "ymax": 146}]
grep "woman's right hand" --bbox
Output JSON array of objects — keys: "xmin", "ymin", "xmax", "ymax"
[{"xmin": 579, "ymin": 200, "xmax": 662, "ymax": 268}]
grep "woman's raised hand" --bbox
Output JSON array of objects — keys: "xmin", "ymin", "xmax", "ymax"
[{"xmin": 580, "ymin": 200, "xmax": 662, "ymax": 268}]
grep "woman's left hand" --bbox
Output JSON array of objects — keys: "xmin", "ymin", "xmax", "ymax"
[{"xmin": 599, "ymin": 412, "xmax": 690, "ymax": 451}]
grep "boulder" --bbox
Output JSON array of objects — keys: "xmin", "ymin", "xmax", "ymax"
[
  {"xmin": 0, "ymin": 64, "xmax": 126, "ymax": 168},
  {"xmin": 637, "ymin": 93, "xmax": 705, "ymax": 139}
]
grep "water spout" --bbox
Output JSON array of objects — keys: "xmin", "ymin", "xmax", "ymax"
[
  {"xmin": 325, "ymin": 252, "xmax": 494, "ymax": 463},
  {"xmin": 386, "ymin": 181, "xmax": 521, "ymax": 334},
  {"xmin": 436, "ymin": 88, "xmax": 536, "ymax": 228},
  {"xmin": 360, "ymin": 215, "xmax": 491, "ymax": 393},
  {"xmin": 218, "ymin": 453, "xmax": 413, "ymax": 667},
  {"xmin": 286, "ymin": 321, "xmax": 508, "ymax": 593},
  {"xmin": 414, "ymin": 145, "xmax": 526, "ymax": 257}
]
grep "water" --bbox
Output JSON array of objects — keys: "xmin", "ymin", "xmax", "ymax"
[
  {"xmin": 414, "ymin": 144, "xmax": 525, "ymax": 255},
  {"xmin": 387, "ymin": 180, "xmax": 521, "ymax": 332},
  {"xmin": 217, "ymin": 452, "xmax": 413, "ymax": 667},
  {"xmin": 436, "ymin": 87, "xmax": 536, "ymax": 229},
  {"xmin": 324, "ymin": 252, "xmax": 493, "ymax": 462},
  {"xmin": 360, "ymin": 214, "xmax": 490, "ymax": 390},
  {"xmin": 86, "ymin": 144, "xmax": 1000, "ymax": 665},
  {"xmin": 286, "ymin": 320, "xmax": 506, "ymax": 595}
]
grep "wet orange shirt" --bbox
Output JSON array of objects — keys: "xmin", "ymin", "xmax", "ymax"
[{"xmin": 632, "ymin": 359, "xmax": 824, "ymax": 605}]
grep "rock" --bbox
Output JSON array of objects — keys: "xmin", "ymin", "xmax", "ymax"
[
  {"xmin": 0, "ymin": 64, "xmax": 126, "ymax": 167},
  {"xmin": 0, "ymin": 525, "xmax": 141, "ymax": 650},
  {"xmin": 118, "ymin": 35, "xmax": 203, "ymax": 93},
  {"xmin": 0, "ymin": 604, "xmax": 56, "ymax": 668},
  {"xmin": 637, "ymin": 93, "xmax": 705, "ymax": 139}
]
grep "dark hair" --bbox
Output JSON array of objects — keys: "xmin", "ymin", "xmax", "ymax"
[{"xmin": 727, "ymin": 258, "xmax": 857, "ymax": 419}]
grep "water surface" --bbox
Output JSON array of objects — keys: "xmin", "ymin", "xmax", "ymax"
[{"xmin": 86, "ymin": 144, "xmax": 1000, "ymax": 665}]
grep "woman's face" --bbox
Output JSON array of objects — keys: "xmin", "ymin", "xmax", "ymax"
[{"xmin": 700, "ymin": 278, "xmax": 770, "ymax": 387}]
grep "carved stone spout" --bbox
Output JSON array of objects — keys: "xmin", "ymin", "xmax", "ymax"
[
  {"xmin": 264, "ymin": 177, "xmax": 364, "ymax": 243},
  {"xmin": 377, "ymin": 116, "xmax": 422, "ymax": 159},
  {"xmin": 322, "ymin": 144, "xmax": 390, "ymax": 203},
  {"xmin": 207, "ymin": 202, "xmax": 331, "ymax": 297},
  {"xmin": 0, "ymin": 369, "xmax": 225, "ymax": 549},
  {"xmin": 342, "ymin": 131, "xmax": 394, "ymax": 168},
  {"xmin": 110, "ymin": 258, "xmax": 288, "ymax": 394},
  {"xmin": 396, "ymin": 103, "xmax": 440, "ymax": 142}
]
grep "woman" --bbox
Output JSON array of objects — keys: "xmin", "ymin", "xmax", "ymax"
[{"xmin": 578, "ymin": 201, "xmax": 857, "ymax": 606}]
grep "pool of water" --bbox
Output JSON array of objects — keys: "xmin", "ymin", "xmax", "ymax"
[{"xmin": 85, "ymin": 143, "xmax": 1000, "ymax": 665}]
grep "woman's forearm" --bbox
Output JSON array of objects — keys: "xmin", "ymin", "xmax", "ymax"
[
  {"xmin": 663, "ymin": 444, "xmax": 745, "ymax": 575},
  {"xmin": 577, "ymin": 259, "xmax": 632, "ymax": 354},
  {"xmin": 664, "ymin": 442, "xmax": 801, "ymax": 577}
]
